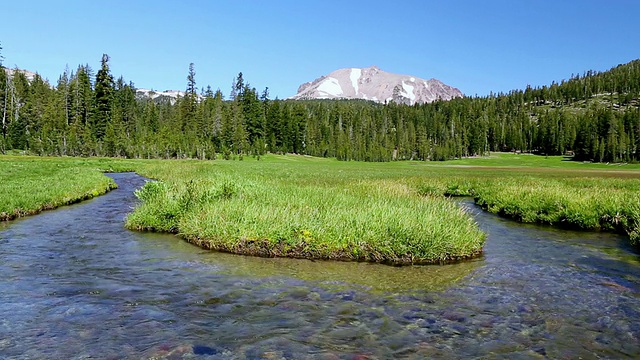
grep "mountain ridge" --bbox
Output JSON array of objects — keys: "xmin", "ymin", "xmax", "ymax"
[
  {"xmin": 4, "ymin": 68, "xmax": 39, "ymax": 82},
  {"xmin": 290, "ymin": 66, "xmax": 462, "ymax": 105}
]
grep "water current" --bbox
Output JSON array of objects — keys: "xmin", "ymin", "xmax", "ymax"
[{"xmin": 1, "ymin": 173, "xmax": 638, "ymax": 359}]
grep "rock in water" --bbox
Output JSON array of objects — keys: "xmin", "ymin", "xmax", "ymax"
[{"xmin": 193, "ymin": 345, "xmax": 217, "ymax": 355}]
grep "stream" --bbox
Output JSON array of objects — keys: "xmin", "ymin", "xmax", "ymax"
[{"xmin": 1, "ymin": 173, "xmax": 639, "ymax": 359}]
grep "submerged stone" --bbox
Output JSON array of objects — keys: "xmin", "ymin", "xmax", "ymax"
[{"xmin": 193, "ymin": 345, "xmax": 217, "ymax": 355}]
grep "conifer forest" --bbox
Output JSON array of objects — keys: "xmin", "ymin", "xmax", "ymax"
[{"xmin": 1, "ymin": 52, "xmax": 639, "ymax": 163}]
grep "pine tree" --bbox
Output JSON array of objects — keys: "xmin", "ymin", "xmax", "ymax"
[
  {"xmin": 186, "ymin": 63, "xmax": 196, "ymax": 98},
  {"xmin": 6, "ymin": 70, "xmax": 30, "ymax": 150},
  {"xmin": 92, "ymin": 54, "xmax": 114, "ymax": 140},
  {"xmin": 230, "ymin": 72, "xmax": 244, "ymax": 101},
  {"xmin": 181, "ymin": 63, "xmax": 198, "ymax": 133}
]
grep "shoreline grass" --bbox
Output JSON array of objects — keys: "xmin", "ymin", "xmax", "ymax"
[
  {"xmin": 473, "ymin": 179, "xmax": 640, "ymax": 244},
  {"xmin": 0, "ymin": 156, "xmax": 120, "ymax": 221},
  {"xmin": 411, "ymin": 175, "xmax": 640, "ymax": 245}
]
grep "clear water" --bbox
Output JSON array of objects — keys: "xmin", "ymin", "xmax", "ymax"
[{"xmin": 0, "ymin": 173, "xmax": 638, "ymax": 359}]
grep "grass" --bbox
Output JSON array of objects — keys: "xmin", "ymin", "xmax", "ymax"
[
  {"xmin": 0, "ymin": 156, "xmax": 126, "ymax": 220},
  {"xmin": 424, "ymin": 152, "xmax": 640, "ymax": 169},
  {"xmin": 125, "ymin": 160, "xmax": 486, "ymax": 264},
  {"xmin": 2, "ymin": 153, "xmax": 639, "ymax": 264},
  {"xmin": 411, "ymin": 176, "xmax": 640, "ymax": 244}
]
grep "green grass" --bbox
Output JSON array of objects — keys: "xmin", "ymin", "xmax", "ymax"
[
  {"xmin": 411, "ymin": 176, "xmax": 640, "ymax": 244},
  {"xmin": 0, "ymin": 156, "xmax": 126, "ymax": 220},
  {"xmin": 422, "ymin": 152, "xmax": 640, "ymax": 169},
  {"xmin": 2, "ymin": 153, "xmax": 640, "ymax": 264},
  {"xmin": 125, "ymin": 159, "xmax": 486, "ymax": 264},
  {"xmin": 479, "ymin": 179, "xmax": 640, "ymax": 238}
]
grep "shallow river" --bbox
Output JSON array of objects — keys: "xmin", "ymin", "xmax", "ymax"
[{"xmin": 1, "ymin": 173, "xmax": 639, "ymax": 359}]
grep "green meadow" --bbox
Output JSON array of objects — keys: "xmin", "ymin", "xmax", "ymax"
[{"xmin": 2, "ymin": 153, "xmax": 639, "ymax": 264}]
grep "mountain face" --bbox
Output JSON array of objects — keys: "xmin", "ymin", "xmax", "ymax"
[
  {"xmin": 5, "ymin": 68, "xmax": 39, "ymax": 82},
  {"xmin": 136, "ymin": 88, "xmax": 187, "ymax": 102},
  {"xmin": 290, "ymin": 66, "xmax": 463, "ymax": 105},
  {"xmin": 135, "ymin": 88, "xmax": 205, "ymax": 104}
]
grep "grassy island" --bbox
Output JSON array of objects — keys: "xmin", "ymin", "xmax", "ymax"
[
  {"xmin": 124, "ymin": 162, "xmax": 486, "ymax": 265},
  {"xmin": 2, "ymin": 153, "xmax": 639, "ymax": 264}
]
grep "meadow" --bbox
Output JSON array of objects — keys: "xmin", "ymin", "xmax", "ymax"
[{"xmin": 1, "ymin": 153, "xmax": 639, "ymax": 264}]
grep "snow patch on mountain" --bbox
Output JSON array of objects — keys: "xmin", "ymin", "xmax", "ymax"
[
  {"xmin": 350, "ymin": 68, "xmax": 361, "ymax": 94},
  {"xmin": 291, "ymin": 66, "xmax": 462, "ymax": 104},
  {"xmin": 401, "ymin": 81, "xmax": 415, "ymax": 102},
  {"xmin": 317, "ymin": 77, "xmax": 343, "ymax": 97}
]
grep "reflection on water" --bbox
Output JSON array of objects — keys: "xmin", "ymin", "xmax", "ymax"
[
  {"xmin": 196, "ymin": 250, "xmax": 483, "ymax": 293},
  {"xmin": 0, "ymin": 173, "xmax": 638, "ymax": 359}
]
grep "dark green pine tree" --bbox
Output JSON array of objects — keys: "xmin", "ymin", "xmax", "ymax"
[
  {"xmin": 186, "ymin": 63, "xmax": 197, "ymax": 97},
  {"xmin": 181, "ymin": 63, "xmax": 198, "ymax": 133},
  {"xmin": 92, "ymin": 54, "xmax": 114, "ymax": 140},
  {"xmin": 6, "ymin": 70, "xmax": 30, "ymax": 151},
  {"xmin": 230, "ymin": 72, "xmax": 244, "ymax": 101}
]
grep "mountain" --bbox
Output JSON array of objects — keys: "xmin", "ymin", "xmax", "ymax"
[
  {"xmin": 5, "ymin": 68, "xmax": 39, "ymax": 82},
  {"xmin": 136, "ymin": 88, "xmax": 187, "ymax": 102},
  {"xmin": 135, "ymin": 88, "xmax": 206, "ymax": 104},
  {"xmin": 290, "ymin": 66, "xmax": 462, "ymax": 105}
]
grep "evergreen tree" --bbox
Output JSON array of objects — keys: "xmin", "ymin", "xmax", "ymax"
[
  {"xmin": 92, "ymin": 54, "xmax": 114, "ymax": 140},
  {"xmin": 5, "ymin": 70, "xmax": 31, "ymax": 150}
]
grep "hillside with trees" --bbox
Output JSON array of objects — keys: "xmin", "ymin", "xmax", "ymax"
[{"xmin": 1, "ymin": 47, "xmax": 639, "ymax": 163}]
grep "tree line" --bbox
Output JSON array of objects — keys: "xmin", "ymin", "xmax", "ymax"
[{"xmin": 1, "ymin": 49, "xmax": 639, "ymax": 162}]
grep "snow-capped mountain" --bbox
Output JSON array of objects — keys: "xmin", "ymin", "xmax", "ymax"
[
  {"xmin": 136, "ymin": 88, "xmax": 187, "ymax": 102},
  {"xmin": 135, "ymin": 88, "xmax": 208, "ymax": 104},
  {"xmin": 290, "ymin": 66, "xmax": 462, "ymax": 105}
]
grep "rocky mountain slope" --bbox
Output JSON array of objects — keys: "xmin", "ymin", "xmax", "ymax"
[
  {"xmin": 5, "ymin": 68, "xmax": 39, "ymax": 82},
  {"xmin": 136, "ymin": 88, "xmax": 188, "ymax": 102},
  {"xmin": 290, "ymin": 66, "xmax": 462, "ymax": 104}
]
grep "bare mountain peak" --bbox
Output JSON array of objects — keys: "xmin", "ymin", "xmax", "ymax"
[{"xmin": 291, "ymin": 66, "xmax": 462, "ymax": 104}]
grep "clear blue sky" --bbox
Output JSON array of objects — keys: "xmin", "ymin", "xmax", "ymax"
[{"xmin": 1, "ymin": 0, "xmax": 638, "ymax": 99}]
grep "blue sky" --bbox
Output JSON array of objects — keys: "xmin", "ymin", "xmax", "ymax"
[{"xmin": 1, "ymin": 1, "xmax": 638, "ymax": 99}]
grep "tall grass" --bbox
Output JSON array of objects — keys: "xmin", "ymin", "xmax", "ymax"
[
  {"xmin": 125, "ymin": 174, "xmax": 486, "ymax": 265},
  {"xmin": 411, "ymin": 175, "xmax": 640, "ymax": 245},
  {"xmin": 471, "ymin": 178, "xmax": 640, "ymax": 244}
]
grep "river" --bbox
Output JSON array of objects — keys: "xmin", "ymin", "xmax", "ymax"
[{"xmin": 0, "ymin": 173, "xmax": 638, "ymax": 359}]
